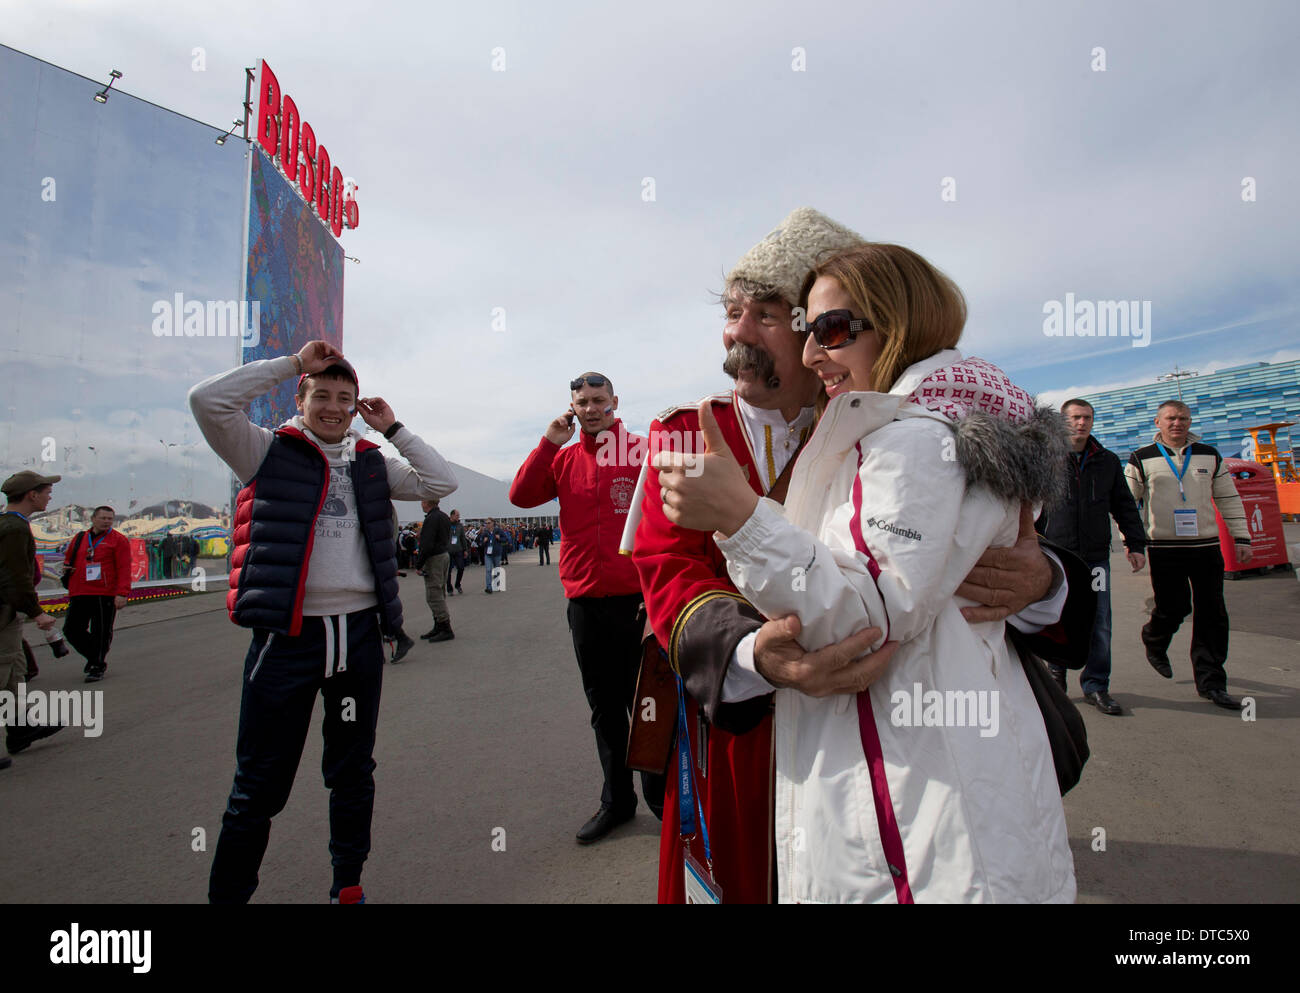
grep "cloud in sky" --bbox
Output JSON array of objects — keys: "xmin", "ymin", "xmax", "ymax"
[{"xmin": 4, "ymin": 0, "xmax": 1297, "ymax": 477}]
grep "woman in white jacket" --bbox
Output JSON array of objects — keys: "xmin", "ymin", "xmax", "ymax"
[{"xmin": 656, "ymin": 244, "xmax": 1076, "ymax": 903}]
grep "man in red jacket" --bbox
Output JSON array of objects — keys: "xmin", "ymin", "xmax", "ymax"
[
  {"xmin": 510, "ymin": 372, "xmax": 665, "ymax": 843},
  {"xmin": 63, "ymin": 506, "xmax": 132, "ymax": 683}
]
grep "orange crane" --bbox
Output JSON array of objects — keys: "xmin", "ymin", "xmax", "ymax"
[{"xmin": 1246, "ymin": 422, "xmax": 1300, "ymax": 518}]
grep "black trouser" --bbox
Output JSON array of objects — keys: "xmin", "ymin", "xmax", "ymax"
[
  {"xmin": 64, "ymin": 595, "xmax": 117, "ymax": 675},
  {"xmin": 447, "ymin": 551, "xmax": 465, "ymax": 591},
  {"xmin": 1143, "ymin": 545, "xmax": 1231, "ymax": 693},
  {"xmin": 538, "ymin": 543, "xmax": 550, "ymax": 565},
  {"xmin": 208, "ymin": 609, "xmax": 384, "ymax": 903},
  {"xmin": 566, "ymin": 594, "xmax": 664, "ymax": 815}
]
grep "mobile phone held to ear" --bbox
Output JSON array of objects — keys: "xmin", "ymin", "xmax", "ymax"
[{"xmin": 565, "ymin": 409, "xmax": 576, "ymax": 426}]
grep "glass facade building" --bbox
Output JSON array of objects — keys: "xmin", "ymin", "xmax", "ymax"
[{"xmin": 1081, "ymin": 360, "xmax": 1300, "ymax": 460}]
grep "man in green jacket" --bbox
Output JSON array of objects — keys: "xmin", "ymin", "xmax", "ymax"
[{"xmin": 0, "ymin": 471, "xmax": 67, "ymax": 768}]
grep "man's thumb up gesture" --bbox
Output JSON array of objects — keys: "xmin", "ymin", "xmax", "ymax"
[{"xmin": 651, "ymin": 399, "xmax": 759, "ymax": 536}]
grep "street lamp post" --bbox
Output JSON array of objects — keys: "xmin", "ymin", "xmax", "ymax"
[{"xmin": 1157, "ymin": 365, "xmax": 1198, "ymax": 401}]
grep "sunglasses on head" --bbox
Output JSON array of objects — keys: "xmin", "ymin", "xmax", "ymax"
[
  {"xmin": 570, "ymin": 374, "xmax": 608, "ymax": 391},
  {"xmin": 806, "ymin": 309, "xmax": 873, "ymax": 350}
]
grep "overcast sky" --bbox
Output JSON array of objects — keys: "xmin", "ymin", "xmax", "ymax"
[{"xmin": 5, "ymin": 0, "xmax": 1297, "ymax": 478}]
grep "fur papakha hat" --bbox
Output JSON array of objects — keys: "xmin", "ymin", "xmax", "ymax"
[{"xmin": 726, "ymin": 206, "xmax": 866, "ymax": 306}]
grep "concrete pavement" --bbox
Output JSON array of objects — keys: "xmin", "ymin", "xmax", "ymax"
[{"xmin": 2, "ymin": 538, "xmax": 1296, "ymax": 903}]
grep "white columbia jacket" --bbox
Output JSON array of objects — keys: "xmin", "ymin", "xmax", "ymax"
[{"xmin": 715, "ymin": 350, "xmax": 1077, "ymax": 903}]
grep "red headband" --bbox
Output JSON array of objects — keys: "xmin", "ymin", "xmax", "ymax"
[{"xmin": 298, "ymin": 358, "xmax": 359, "ymax": 393}]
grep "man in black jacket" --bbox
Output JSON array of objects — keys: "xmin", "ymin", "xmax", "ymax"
[
  {"xmin": 1037, "ymin": 399, "xmax": 1147, "ymax": 714},
  {"xmin": 445, "ymin": 510, "xmax": 467, "ymax": 594},
  {"xmin": 416, "ymin": 499, "xmax": 454, "ymax": 642}
]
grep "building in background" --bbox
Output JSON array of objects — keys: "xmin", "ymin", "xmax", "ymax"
[{"xmin": 1084, "ymin": 359, "xmax": 1300, "ymax": 460}]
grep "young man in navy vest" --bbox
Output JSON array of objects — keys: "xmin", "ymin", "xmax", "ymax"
[{"xmin": 190, "ymin": 339, "xmax": 457, "ymax": 903}]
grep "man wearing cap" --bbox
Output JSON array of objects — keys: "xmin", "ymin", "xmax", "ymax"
[
  {"xmin": 62, "ymin": 506, "xmax": 132, "ymax": 683},
  {"xmin": 0, "ymin": 471, "xmax": 67, "ymax": 769},
  {"xmin": 633, "ymin": 208, "xmax": 1090, "ymax": 902},
  {"xmin": 189, "ymin": 339, "xmax": 456, "ymax": 903},
  {"xmin": 509, "ymin": 373, "xmax": 666, "ymax": 843}
]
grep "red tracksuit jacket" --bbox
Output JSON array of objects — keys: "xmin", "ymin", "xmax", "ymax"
[
  {"xmin": 509, "ymin": 419, "xmax": 643, "ymax": 599},
  {"xmin": 64, "ymin": 528, "xmax": 132, "ymax": 598}
]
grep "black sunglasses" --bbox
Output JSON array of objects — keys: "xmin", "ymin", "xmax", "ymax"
[
  {"xmin": 806, "ymin": 309, "xmax": 873, "ymax": 350},
  {"xmin": 570, "ymin": 374, "xmax": 609, "ymax": 391}
]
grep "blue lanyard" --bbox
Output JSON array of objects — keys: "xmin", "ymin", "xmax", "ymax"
[
  {"xmin": 1156, "ymin": 442, "xmax": 1191, "ymax": 502},
  {"xmin": 2, "ymin": 511, "xmax": 28, "ymax": 521},
  {"xmin": 86, "ymin": 531, "xmax": 108, "ymax": 560},
  {"xmin": 674, "ymin": 666, "xmax": 712, "ymax": 867}
]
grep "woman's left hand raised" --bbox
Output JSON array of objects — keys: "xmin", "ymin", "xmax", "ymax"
[{"xmin": 652, "ymin": 400, "xmax": 759, "ymax": 536}]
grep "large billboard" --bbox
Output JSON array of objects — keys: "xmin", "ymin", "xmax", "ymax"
[
  {"xmin": 0, "ymin": 45, "xmax": 249, "ymax": 588},
  {"xmin": 242, "ymin": 145, "xmax": 345, "ymax": 430}
]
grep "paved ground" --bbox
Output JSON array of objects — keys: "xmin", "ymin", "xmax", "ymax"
[{"xmin": 2, "ymin": 534, "xmax": 1297, "ymax": 903}]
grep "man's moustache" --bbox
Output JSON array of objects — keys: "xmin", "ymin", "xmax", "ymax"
[{"xmin": 723, "ymin": 343, "xmax": 780, "ymax": 390}]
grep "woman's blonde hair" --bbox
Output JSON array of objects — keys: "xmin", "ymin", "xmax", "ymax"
[{"xmin": 799, "ymin": 243, "xmax": 967, "ymax": 394}]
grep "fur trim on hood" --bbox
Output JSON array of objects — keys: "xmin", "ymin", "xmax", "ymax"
[{"xmin": 954, "ymin": 406, "xmax": 1070, "ymax": 509}]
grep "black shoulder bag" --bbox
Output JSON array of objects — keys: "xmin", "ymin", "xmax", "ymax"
[{"xmin": 60, "ymin": 531, "xmax": 87, "ymax": 590}]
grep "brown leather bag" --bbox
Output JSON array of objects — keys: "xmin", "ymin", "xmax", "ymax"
[{"xmin": 626, "ymin": 606, "xmax": 678, "ymax": 775}]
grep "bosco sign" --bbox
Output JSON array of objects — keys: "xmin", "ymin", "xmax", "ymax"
[{"xmin": 255, "ymin": 59, "xmax": 359, "ymax": 238}]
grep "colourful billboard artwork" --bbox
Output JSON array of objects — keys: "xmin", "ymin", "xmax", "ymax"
[{"xmin": 244, "ymin": 146, "xmax": 345, "ymax": 432}]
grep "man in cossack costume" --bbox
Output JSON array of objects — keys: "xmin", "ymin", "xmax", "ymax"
[{"xmin": 632, "ymin": 208, "xmax": 1090, "ymax": 903}]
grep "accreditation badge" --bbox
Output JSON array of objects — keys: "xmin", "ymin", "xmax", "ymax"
[
  {"xmin": 85, "ymin": 563, "xmax": 102, "ymax": 581},
  {"xmin": 684, "ymin": 852, "xmax": 722, "ymax": 905},
  {"xmin": 1174, "ymin": 508, "xmax": 1198, "ymax": 537}
]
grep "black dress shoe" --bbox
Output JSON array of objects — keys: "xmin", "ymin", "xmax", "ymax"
[
  {"xmin": 0, "ymin": 756, "xmax": 12, "ymax": 771},
  {"xmin": 7, "ymin": 724, "xmax": 65, "ymax": 754},
  {"xmin": 1084, "ymin": 691, "xmax": 1123, "ymax": 715},
  {"xmin": 1144, "ymin": 648, "xmax": 1173, "ymax": 678},
  {"xmin": 1200, "ymin": 688, "xmax": 1243, "ymax": 710},
  {"xmin": 576, "ymin": 805, "xmax": 635, "ymax": 844}
]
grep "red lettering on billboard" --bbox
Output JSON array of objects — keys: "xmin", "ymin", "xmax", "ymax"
[
  {"xmin": 279, "ymin": 94, "xmax": 299, "ymax": 182},
  {"xmin": 315, "ymin": 145, "xmax": 331, "ymax": 220},
  {"xmin": 253, "ymin": 59, "xmax": 359, "ymax": 238},
  {"xmin": 298, "ymin": 122, "xmax": 316, "ymax": 205},
  {"xmin": 330, "ymin": 166, "xmax": 344, "ymax": 237},
  {"xmin": 257, "ymin": 61, "xmax": 280, "ymax": 158}
]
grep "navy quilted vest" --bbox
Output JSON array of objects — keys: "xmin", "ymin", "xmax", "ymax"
[{"xmin": 228, "ymin": 428, "xmax": 402, "ymax": 636}]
